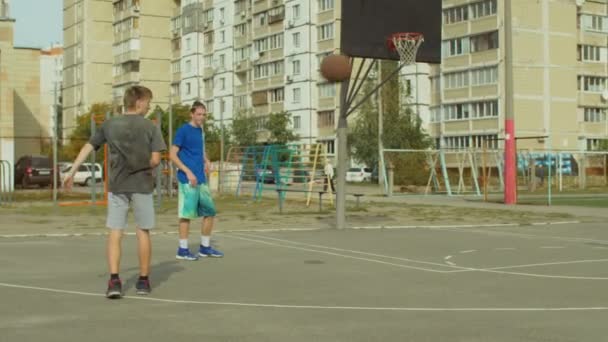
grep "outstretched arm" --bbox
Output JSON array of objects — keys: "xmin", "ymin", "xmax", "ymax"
[{"xmin": 63, "ymin": 143, "xmax": 95, "ymax": 190}]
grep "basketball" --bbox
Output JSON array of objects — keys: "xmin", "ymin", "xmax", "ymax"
[{"xmin": 320, "ymin": 54, "xmax": 351, "ymax": 82}]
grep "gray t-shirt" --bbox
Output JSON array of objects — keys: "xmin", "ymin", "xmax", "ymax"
[{"xmin": 89, "ymin": 114, "xmax": 166, "ymax": 194}]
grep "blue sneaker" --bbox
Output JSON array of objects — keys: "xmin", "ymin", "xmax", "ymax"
[
  {"xmin": 199, "ymin": 245, "xmax": 224, "ymax": 258},
  {"xmin": 176, "ymin": 247, "xmax": 199, "ymax": 261}
]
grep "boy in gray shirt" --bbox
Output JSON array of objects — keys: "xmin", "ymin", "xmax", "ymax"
[{"xmin": 63, "ymin": 85, "xmax": 166, "ymax": 299}]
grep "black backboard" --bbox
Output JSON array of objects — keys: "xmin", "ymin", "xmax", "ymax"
[{"xmin": 341, "ymin": 0, "xmax": 442, "ymax": 63}]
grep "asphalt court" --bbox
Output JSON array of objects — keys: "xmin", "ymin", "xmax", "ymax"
[{"xmin": 1, "ymin": 222, "xmax": 607, "ymax": 341}]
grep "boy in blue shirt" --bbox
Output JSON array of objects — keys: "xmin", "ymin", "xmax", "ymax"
[{"xmin": 169, "ymin": 101, "xmax": 223, "ymax": 260}]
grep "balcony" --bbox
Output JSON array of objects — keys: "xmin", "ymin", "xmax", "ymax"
[
  {"xmin": 115, "ymin": 6, "xmax": 141, "ymax": 22},
  {"xmin": 235, "ymin": 60, "xmax": 251, "ymax": 72},
  {"xmin": 115, "ymin": 29, "xmax": 140, "ymax": 43},
  {"xmin": 114, "ymin": 72, "xmax": 140, "ymax": 86},
  {"xmin": 114, "ymin": 50, "xmax": 140, "ymax": 64}
]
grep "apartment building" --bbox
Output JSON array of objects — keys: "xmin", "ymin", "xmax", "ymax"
[
  {"xmin": 62, "ymin": 0, "xmax": 113, "ymax": 138},
  {"xmin": 169, "ymin": 0, "xmax": 345, "ymax": 151},
  {"xmin": 433, "ymin": 0, "xmax": 608, "ymax": 151},
  {"xmin": 0, "ymin": 1, "xmax": 43, "ymax": 169},
  {"xmin": 112, "ymin": 0, "xmax": 173, "ymax": 112}
]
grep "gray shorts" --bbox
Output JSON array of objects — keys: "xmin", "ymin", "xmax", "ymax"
[{"xmin": 106, "ymin": 192, "xmax": 155, "ymax": 230}]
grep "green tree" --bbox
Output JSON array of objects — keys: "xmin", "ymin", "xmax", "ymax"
[
  {"xmin": 231, "ymin": 109, "xmax": 258, "ymax": 147},
  {"xmin": 266, "ymin": 111, "xmax": 299, "ymax": 145},
  {"xmin": 349, "ymin": 61, "xmax": 432, "ymax": 185},
  {"xmin": 62, "ymin": 102, "xmax": 113, "ymax": 162}
]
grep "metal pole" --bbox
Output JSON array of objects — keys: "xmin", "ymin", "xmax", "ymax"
[
  {"xmin": 169, "ymin": 96, "xmax": 174, "ymax": 198},
  {"xmin": 52, "ymin": 82, "xmax": 58, "ymax": 205},
  {"xmin": 219, "ymin": 107, "xmax": 224, "ymax": 193},
  {"xmin": 547, "ymin": 152, "xmax": 552, "ymax": 206},
  {"xmin": 504, "ymin": 0, "xmax": 517, "ymax": 204},
  {"xmin": 378, "ymin": 62, "xmax": 384, "ymax": 189},
  {"xmin": 156, "ymin": 108, "xmax": 162, "ymax": 208},
  {"xmin": 336, "ymin": 79, "xmax": 350, "ymax": 229},
  {"xmin": 91, "ymin": 115, "xmax": 97, "ymax": 206}
]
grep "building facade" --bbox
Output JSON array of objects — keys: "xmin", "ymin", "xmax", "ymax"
[
  {"xmin": 0, "ymin": 1, "xmax": 43, "ymax": 172},
  {"xmin": 40, "ymin": 45, "xmax": 64, "ymax": 138},
  {"xmin": 434, "ymin": 0, "xmax": 608, "ymax": 151}
]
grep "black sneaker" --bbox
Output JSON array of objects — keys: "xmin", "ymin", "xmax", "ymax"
[
  {"xmin": 106, "ymin": 278, "xmax": 122, "ymax": 299},
  {"xmin": 135, "ymin": 278, "xmax": 151, "ymax": 295}
]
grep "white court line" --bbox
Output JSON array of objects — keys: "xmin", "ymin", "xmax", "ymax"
[
  {"xmin": 460, "ymin": 250, "xmax": 477, "ymax": 254},
  {"xmin": 222, "ymin": 234, "xmax": 450, "ymax": 273},
  {"xmin": 230, "ymin": 232, "xmax": 608, "ymax": 280},
  {"xmin": 226, "ymin": 232, "xmax": 456, "ymax": 271},
  {"xmin": 0, "ymin": 220, "xmax": 582, "ymax": 239},
  {"xmin": 495, "ymin": 248, "xmax": 517, "ymax": 251},
  {"xmin": 540, "ymin": 246, "xmax": 566, "ymax": 249},
  {"xmin": 433, "ymin": 226, "xmax": 608, "ymax": 245},
  {"xmin": 1, "ymin": 282, "xmax": 606, "ymax": 312}
]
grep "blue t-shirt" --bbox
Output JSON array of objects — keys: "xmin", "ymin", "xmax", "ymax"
[{"xmin": 173, "ymin": 123, "xmax": 206, "ymax": 184}]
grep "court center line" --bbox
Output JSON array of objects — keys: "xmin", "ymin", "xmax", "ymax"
[
  {"xmin": 225, "ymin": 232, "xmax": 459, "ymax": 270},
  {"xmin": 221, "ymin": 234, "xmax": 451, "ymax": 273},
  {"xmin": 1, "ymin": 282, "xmax": 606, "ymax": 312},
  {"xmin": 228, "ymin": 232, "xmax": 608, "ymax": 280}
]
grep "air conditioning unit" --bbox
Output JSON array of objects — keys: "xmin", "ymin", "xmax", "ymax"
[
  {"xmin": 240, "ymin": 11, "xmax": 246, "ymax": 18},
  {"xmin": 272, "ymin": 0, "xmax": 279, "ymax": 4},
  {"xmin": 285, "ymin": 75, "xmax": 293, "ymax": 83},
  {"xmin": 133, "ymin": 5, "xmax": 140, "ymax": 12},
  {"xmin": 287, "ymin": 20, "xmax": 294, "ymax": 28},
  {"xmin": 251, "ymin": 51, "xmax": 261, "ymax": 61},
  {"xmin": 219, "ymin": 19, "xmax": 224, "ymax": 25}
]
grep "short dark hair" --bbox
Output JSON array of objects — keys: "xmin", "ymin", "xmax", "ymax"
[
  {"xmin": 190, "ymin": 100, "xmax": 207, "ymax": 113},
  {"xmin": 123, "ymin": 85, "xmax": 153, "ymax": 109}
]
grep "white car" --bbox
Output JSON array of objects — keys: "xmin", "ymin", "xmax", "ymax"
[
  {"xmin": 60, "ymin": 162, "xmax": 103, "ymax": 186},
  {"xmin": 346, "ymin": 167, "xmax": 372, "ymax": 182}
]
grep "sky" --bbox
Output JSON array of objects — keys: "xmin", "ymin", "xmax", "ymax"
[{"xmin": 12, "ymin": 0, "xmax": 63, "ymax": 49}]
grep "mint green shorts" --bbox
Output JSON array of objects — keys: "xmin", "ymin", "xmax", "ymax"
[{"xmin": 178, "ymin": 183, "xmax": 216, "ymax": 219}]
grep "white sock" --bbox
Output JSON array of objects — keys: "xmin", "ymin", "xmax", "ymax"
[
  {"xmin": 179, "ymin": 239, "xmax": 188, "ymax": 249},
  {"xmin": 201, "ymin": 235, "xmax": 211, "ymax": 247}
]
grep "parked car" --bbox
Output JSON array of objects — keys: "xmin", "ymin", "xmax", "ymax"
[
  {"xmin": 256, "ymin": 166, "xmax": 275, "ymax": 184},
  {"xmin": 60, "ymin": 162, "xmax": 103, "ymax": 186},
  {"xmin": 14, "ymin": 155, "xmax": 58, "ymax": 188},
  {"xmin": 346, "ymin": 166, "xmax": 372, "ymax": 182}
]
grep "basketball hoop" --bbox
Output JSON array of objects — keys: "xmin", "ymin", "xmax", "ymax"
[{"xmin": 387, "ymin": 32, "xmax": 424, "ymax": 65}]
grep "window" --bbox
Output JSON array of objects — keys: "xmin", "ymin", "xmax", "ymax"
[
  {"xmin": 578, "ymin": 45, "xmax": 606, "ymax": 62},
  {"xmin": 186, "ymin": 82, "xmax": 191, "ymax": 95},
  {"xmin": 471, "ymin": 0, "xmax": 497, "ymax": 19},
  {"xmin": 430, "ymin": 107, "xmax": 442, "ymax": 122},
  {"xmin": 444, "ymin": 103, "xmax": 470, "ymax": 121},
  {"xmin": 580, "ymin": 14, "xmax": 608, "ymax": 33},
  {"xmin": 293, "ymin": 115, "xmax": 301, "ymax": 129},
  {"xmin": 269, "ymin": 88, "xmax": 284, "ymax": 103},
  {"xmin": 587, "ymin": 138, "xmax": 608, "ymax": 150},
  {"xmin": 255, "ymin": 12, "xmax": 267, "ymax": 27},
  {"xmin": 470, "ymin": 31, "xmax": 499, "ymax": 53},
  {"xmin": 235, "ymin": 95, "xmax": 248, "ymax": 109},
  {"xmin": 444, "ymin": 71, "xmax": 469, "ymax": 89},
  {"xmin": 254, "ymin": 33, "xmax": 284, "ymax": 52},
  {"xmin": 578, "ymin": 76, "xmax": 607, "ymax": 92},
  {"xmin": 293, "ymin": 88, "xmax": 301, "ymax": 103},
  {"xmin": 293, "ymin": 32, "xmax": 301, "ymax": 48},
  {"xmin": 171, "ymin": 61, "xmax": 181, "ymax": 73},
  {"xmin": 204, "ymin": 54, "xmax": 213, "ymax": 66},
  {"xmin": 185, "ymin": 59, "xmax": 192, "ymax": 73},
  {"xmin": 254, "ymin": 60, "xmax": 283, "ymax": 79},
  {"xmin": 219, "ymin": 7, "xmax": 225, "ymax": 21},
  {"xmin": 318, "ymin": 23, "xmax": 334, "ymax": 40},
  {"xmin": 292, "ymin": 60, "xmax": 301, "ymax": 75},
  {"xmin": 318, "ymin": 0, "xmax": 334, "ymax": 12},
  {"xmin": 235, "ymin": 23, "xmax": 246, "ymax": 37},
  {"xmin": 471, "ymin": 100, "xmax": 499, "ymax": 118},
  {"xmin": 584, "ymin": 108, "xmax": 606, "ymax": 122},
  {"xmin": 319, "ymin": 83, "xmax": 336, "ymax": 98},
  {"xmin": 443, "ymin": 37, "xmax": 469, "ymax": 57},
  {"xmin": 444, "ymin": 136, "xmax": 471, "ymax": 149},
  {"xmin": 219, "ymin": 54, "xmax": 225, "ymax": 68},
  {"xmin": 318, "ymin": 110, "xmax": 335, "ymax": 128},
  {"xmin": 471, "ymin": 66, "xmax": 498, "ymax": 85},
  {"xmin": 444, "ymin": 5, "xmax": 468, "ymax": 24},
  {"xmin": 471, "ymin": 134, "xmax": 498, "ymax": 149},
  {"xmin": 186, "ymin": 37, "xmax": 191, "ymax": 51},
  {"xmin": 293, "ymin": 5, "xmax": 301, "ymax": 19},
  {"xmin": 220, "ymin": 30, "xmax": 226, "ymax": 43},
  {"xmin": 220, "ymin": 77, "xmax": 225, "ymax": 90}
]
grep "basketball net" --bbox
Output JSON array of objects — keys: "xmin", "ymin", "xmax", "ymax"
[{"xmin": 390, "ymin": 33, "xmax": 424, "ymax": 65}]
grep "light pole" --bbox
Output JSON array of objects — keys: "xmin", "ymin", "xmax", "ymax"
[{"xmin": 504, "ymin": 0, "xmax": 517, "ymax": 204}]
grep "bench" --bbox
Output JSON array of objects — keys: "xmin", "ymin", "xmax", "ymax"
[{"xmin": 275, "ymin": 189, "xmax": 365, "ymax": 214}]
